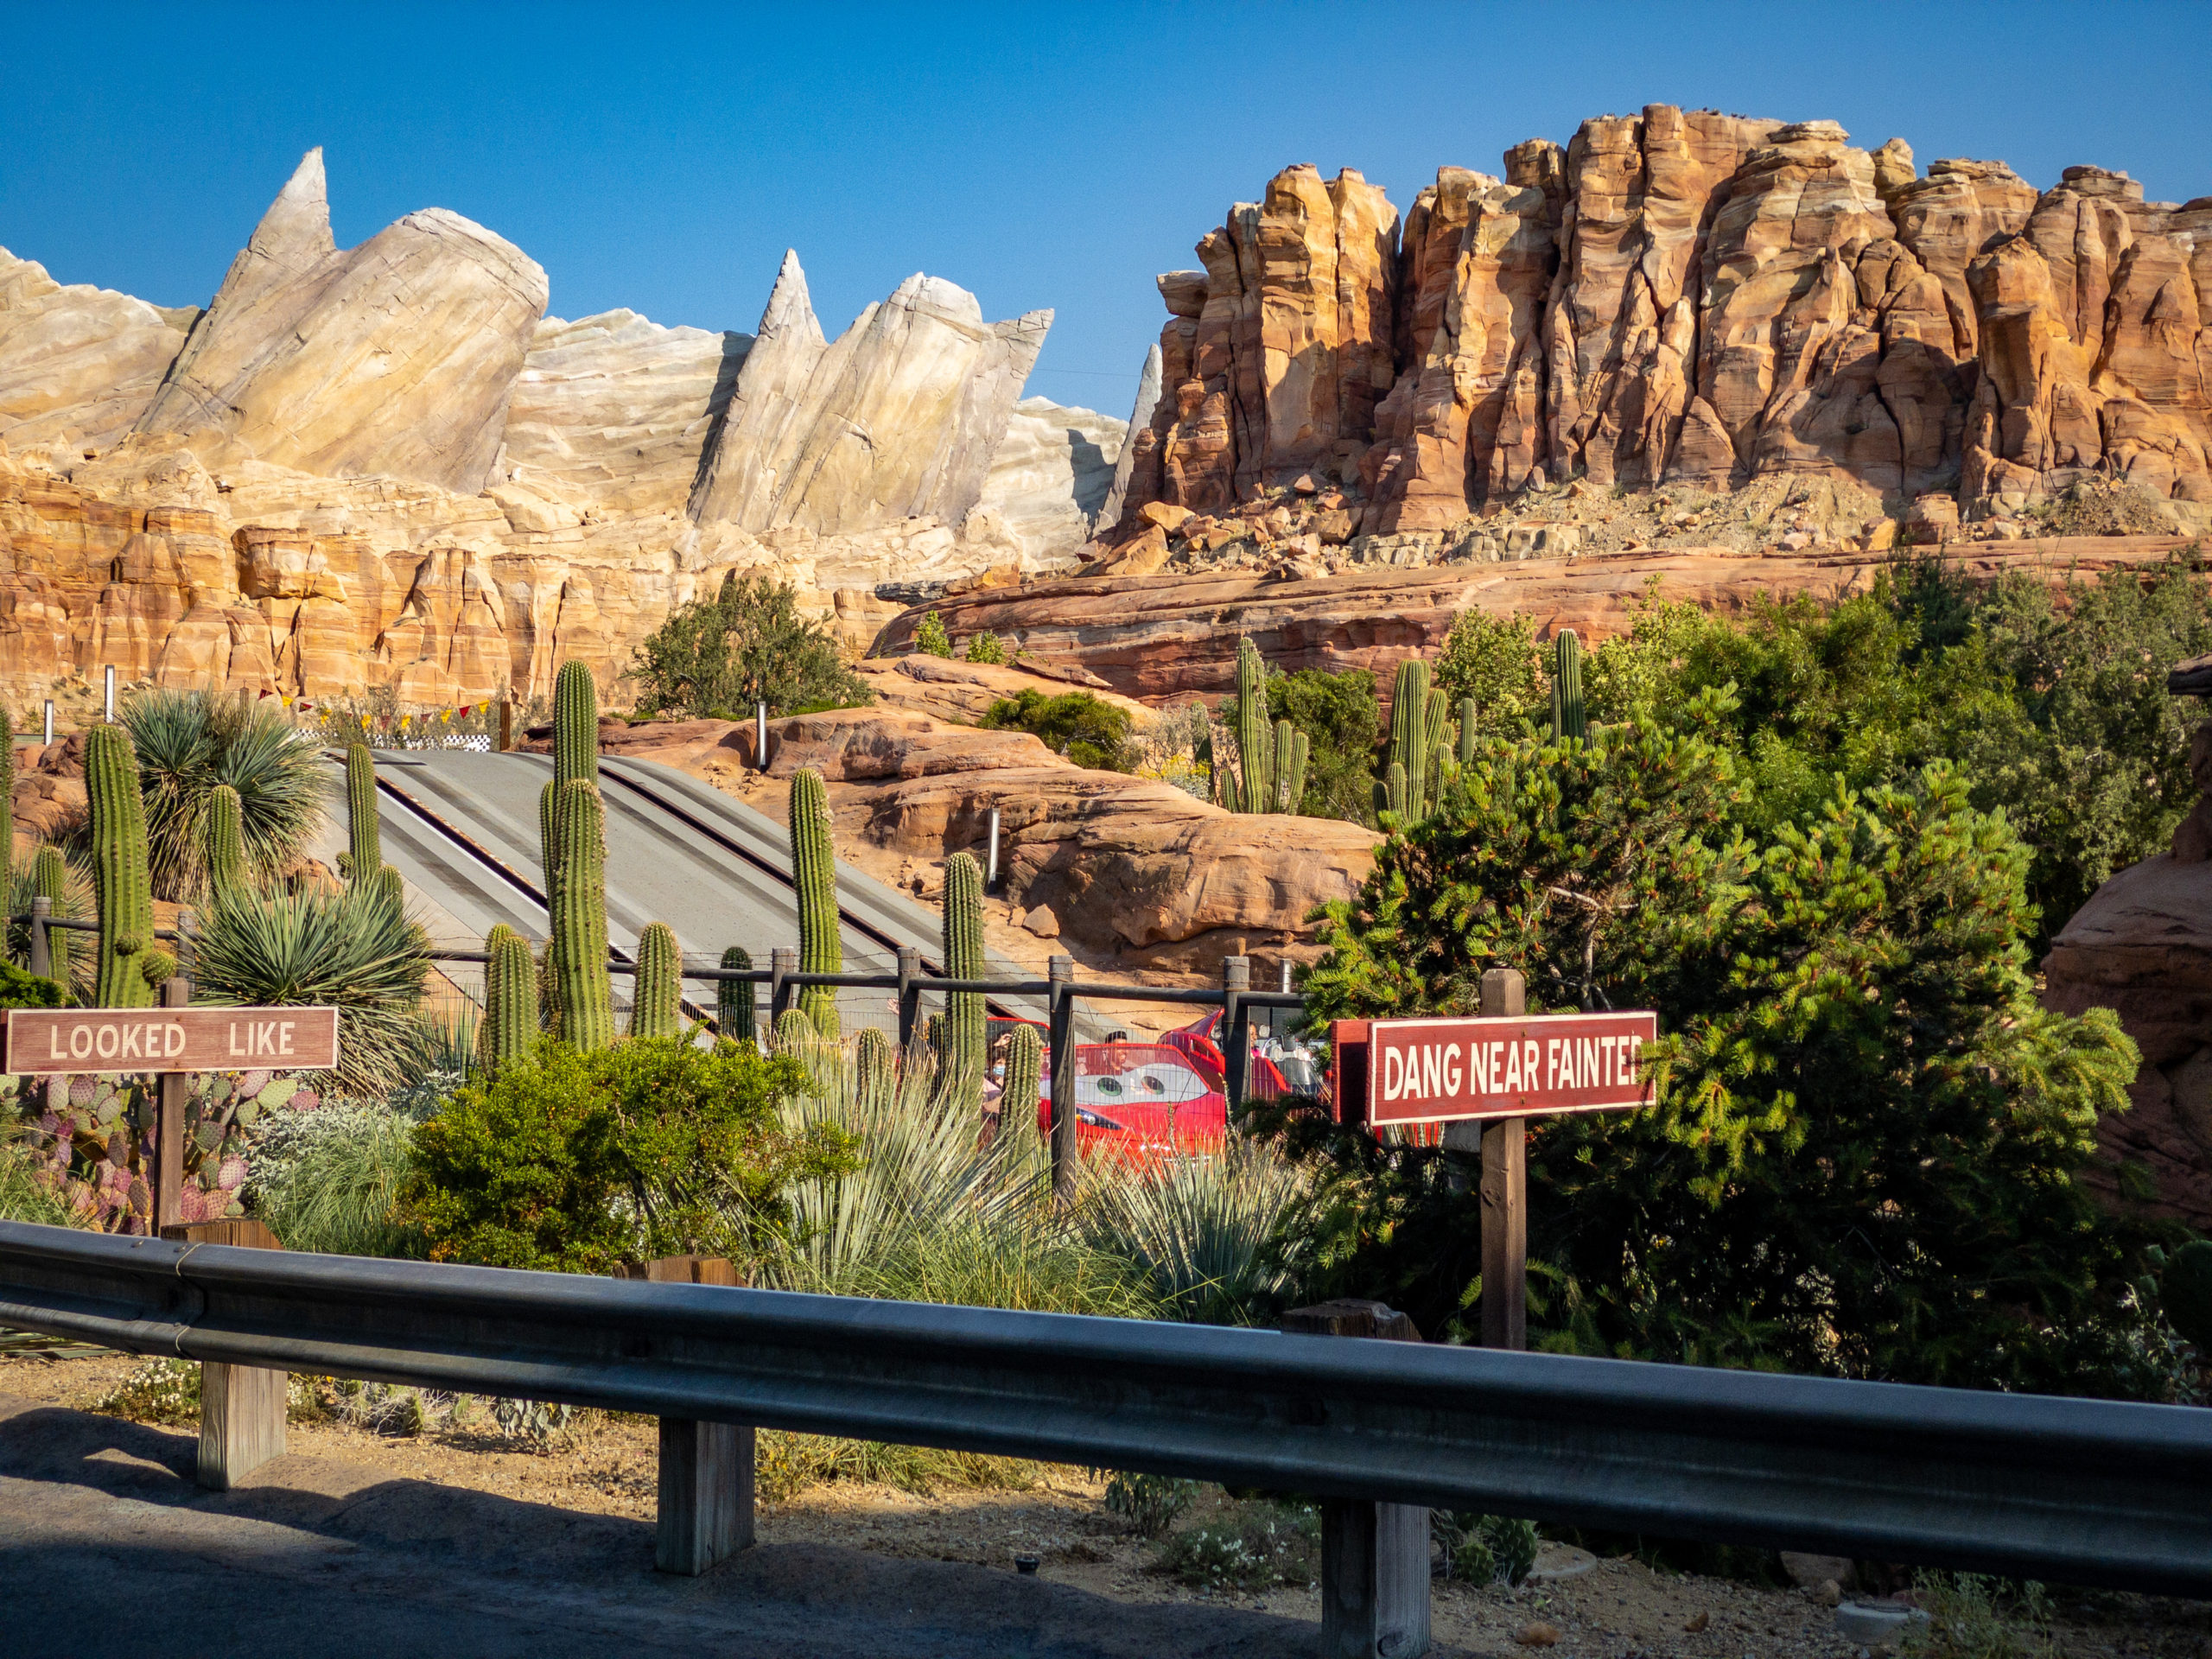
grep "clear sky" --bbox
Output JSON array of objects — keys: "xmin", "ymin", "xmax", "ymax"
[{"xmin": 5, "ymin": 2, "xmax": 2208, "ymax": 423}]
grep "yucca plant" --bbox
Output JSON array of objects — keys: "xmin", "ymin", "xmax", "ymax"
[
  {"xmin": 192, "ymin": 882, "xmax": 431, "ymax": 1096},
  {"xmin": 122, "ymin": 689, "xmax": 327, "ymax": 899},
  {"xmin": 1077, "ymin": 1136, "xmax": 1313, "ymax": 1325}
]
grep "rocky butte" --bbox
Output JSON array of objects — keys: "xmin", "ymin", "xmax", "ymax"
[{"xmin": 0, "ymin": 149, "xmax": 1121, "ymax": 708}]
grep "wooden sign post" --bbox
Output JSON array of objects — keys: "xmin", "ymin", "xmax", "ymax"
[
  {"xmin": 1331, "ymin": 970, "xmax": 1656, "ymax": 1351},
  {"xmin": 4, "ymin": 1001, "xmax": 340, "ymax": 1235}
]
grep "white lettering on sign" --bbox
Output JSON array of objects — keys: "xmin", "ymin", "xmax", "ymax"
[
  {"xmin": 4, "ymin": 1007, "xmax": 340, "ymax": 1076},
  {"xmin": 1358, "ymin": 1011, "xmax": 1659, "ymax": 1127}
]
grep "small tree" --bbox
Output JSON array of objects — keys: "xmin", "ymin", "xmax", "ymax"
[
  {"xmin": 913, "ymin": 611, "xmax": 953, "ymax": 658},
  {"xmin": 980, "ymin": 690, "xmax": 1136, "ymax": 772},
  {"xmin": 632, "ymin": 571, "xmax": 870, "ymax": 718},
  {"xmin": 963, "ymin": 631, "xmax": 1008, "ymax": 665},
  {"xmin": 1268, "ymin": 667, "xmax": 1379, "ymax": 823}
]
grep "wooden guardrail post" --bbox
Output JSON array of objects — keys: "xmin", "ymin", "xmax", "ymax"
[
  {"xmin": 1220, "ymin": 955, "xmax": 1251, "ymax": 1110},
  {"xmin": 1046, "ymin": 955, "xmax": 1077, "ymax": 1197},
  {"xmin": 1284, "ymin": 1300, "xmax": 1430, "ymax": 1659},
  {"xmin": 162, "ymin": 1217, "xmax": 288, "ymax": 1491},
  {"xmin": 639, "ymin": 1255, "xmax": 753, "ymax": 1574}
]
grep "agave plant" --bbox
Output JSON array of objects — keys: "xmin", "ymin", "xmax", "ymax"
[
  {"xmin": 121, "ymin": 689, "xmax": 327, "ymax": 900},
  {"xmin": 1077, "ymin": 1135, "xmax": 1313, "ymax": 1325},
  {"xmin": 191, "ymin": 881, "xmax": 430, "ymax": 1096}
]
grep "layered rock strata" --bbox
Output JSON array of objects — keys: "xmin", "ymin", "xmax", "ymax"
[
  {"xmin": 0, "ymin": 151, "xmax": 1114, "ymax": 707},
  {"xmin": 1111, "ymin": 107, "xmax": 2212, "ymax": 544}
]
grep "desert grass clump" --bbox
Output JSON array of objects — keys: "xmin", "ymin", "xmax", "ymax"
[
  {"xmin": 245, "ymin": 1101, "xmax": 423, "ymax": 1258},
  {"xmin": 1077, "ymin": 1135, "xmax": 1312, "ymax": 1325}
]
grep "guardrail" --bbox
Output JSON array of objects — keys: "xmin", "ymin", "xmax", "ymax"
[{"xmin": 3, "ymin": 1219, "xmax": 2207, "ymax": 1617}]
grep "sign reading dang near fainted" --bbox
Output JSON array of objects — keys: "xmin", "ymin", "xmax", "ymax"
[
  {"xmin": 3, "ymin": 1007, "xmax": 340, "ymax": 1076},
  {"xmin": 1352, "ymin": 1011, "xmax": 1658, "ymax": 1127}
]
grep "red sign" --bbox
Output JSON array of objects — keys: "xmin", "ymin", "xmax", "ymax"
[
  {"xmin": 3, "ymin": 1007, "xmax": 340, "ymax": 1076},
  {"xmin": 1332, "ymin": 1012, "xmax": 1656, "ymax": 1127}
]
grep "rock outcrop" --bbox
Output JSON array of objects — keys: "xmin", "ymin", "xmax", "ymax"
[
  {"xmin": 0, "ymin": 151, "xmax": 1113, "ymax": 709},
  {"xmin": 1110, "ymin": 106, "xmax": 2212, "ymax": 543}
]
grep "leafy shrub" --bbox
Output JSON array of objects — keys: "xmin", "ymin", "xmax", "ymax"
[
  {"xmin": 1433, "ymin": 610, "xmax": 1545, "ymax": 737},
  {"xmin": 194, "ymin": 882, "xmax": 430, "ymax": 1096},
  {"xmin": 978, "ymin": 689, "xmax": 1135, "ymax": 772},
  {"xmin": 963, "ymin": 630, "xmax": 1008, "ymax": 665},
  {"xmin": 1104, "ymin": 1471, "xmax": 1198, "ymax": 1539},
  {"xmin": 120, "ymin": 689, "xmax": 326, "ymax": 899},
  {"xmin": 913, "ymin": 610, "xmax": 952, "ymax": 657},
  {"xmin": 1156, "ymin": 1502, "xmax": 1318, "ymax": 1591},
  {"xmin": 1285, "ymin": 716, "xmax": 2168, "ymax": 1395},
  {"xmin": 0, "ymin": 958, "xmax": 65, "ymax": 1010},
  {"xmin": 92, "ymin": 1356, "xmax": 202, "ymax": 1425},
  {"xmin": 1268, "ymin": 667, "xmax": 1380, "ymax": 823},
  {"xmin": 404, "ymin": 1036, "xmax": 850, "ymax": 1273},
  {"xmin": 0, "ymin": 1138, "xmax": 76, "ymax": 1225},
  {"xmin": 631, "ymin": 571, "xmax": 870, "ymax": 719}
]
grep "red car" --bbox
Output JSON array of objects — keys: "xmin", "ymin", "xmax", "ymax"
[{"xmin": 993, "ymin": 1012, "xmax": 1289, "ymax": 1160}]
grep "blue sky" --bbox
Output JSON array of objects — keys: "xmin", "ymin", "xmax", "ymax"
[{"xmin": 5, "ymin": 2, "xmax": 2208, "ymax": 422}]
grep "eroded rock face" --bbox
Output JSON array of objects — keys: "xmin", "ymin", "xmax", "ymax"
[
  {"xmin": 1116, "ymin": 106, "xmax": 2212, "ymax": 537},
  {"xmin": 0, "ymin": 153, "xmax": 1119, "ymax": 707}
]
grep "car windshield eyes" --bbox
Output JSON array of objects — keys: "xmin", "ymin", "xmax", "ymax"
[{"xmin": 1096, "ymin": 1077, "xmax": 1122, "ymax": 1095}]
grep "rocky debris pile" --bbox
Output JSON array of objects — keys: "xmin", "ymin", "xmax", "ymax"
[
  {"xmin": 1099, "ymin": 109, "xmax": 2212, "ymax": 565},
  {"xmin": 0, "ymin": 150, "xmax": 1121, "ymax": 709},
  {"xmin": 2043, "ymin": 720, "xmax": 2212, "ymax": 1228}
]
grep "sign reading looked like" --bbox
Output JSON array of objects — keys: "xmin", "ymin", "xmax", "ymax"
[
  {"xmin": 3, "ymin": 1007, "xmax": 340, "ymax": 1076},
  {"xmin": 1336, "ymin": 1011, "xmax": 1657, "ymax": 1128}
]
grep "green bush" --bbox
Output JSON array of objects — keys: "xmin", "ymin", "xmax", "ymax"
[
  {"xmin": 1104, "ymin": 1471, "xmax": 1198, "ymax": 1539},
  {"xmin": 963, "ymin": 630, "xmax": 1008, "ymax": 665},
  {"xmin": 0, "ymin": 1139, "xmax": 77, "ymax": 1225},
  {"xmin": 246, "ymin": 1101, "xmax": 422, "ymax": 1257},
  {"xmin": 631, "ymin": 570, "xmax": 870, "ymax": 719},
  {"xmin": 1284, "ymin": 715, "xmax": 2170, "ymax": 1395},
  {"xmin": 119, "ymin": 689, "xmax": 327, "ymax": 899},
  {"xmin": 0, "ymin": 957, "xmax": 65, "ymax": 1010},
  {"xmin": 1433, "ymin": 610, "xmax": 1546, "ymax": 738},
  {"xmin": 1268, "ymin": 667, "xmax": 1380, "ymax": 823},
  {"xmin": 913, "ymin": 610, "xmax": 952, "ymax": 657},
  {"xmin": 404, "ymin": 1036, "xmax": 851, "ymax": 1273},
  {"xmin": 979, "ymin": 689, "xmax": 1136, "ymax": 773}
]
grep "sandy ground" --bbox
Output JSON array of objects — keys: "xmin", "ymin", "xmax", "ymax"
[{"xmin": 5, "ymin": 1345, "xmax": 2203, "ymax": 1658}]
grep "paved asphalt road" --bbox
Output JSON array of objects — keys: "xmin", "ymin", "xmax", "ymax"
[
  {"xmin": 342, "ymin": 747, "xmax": 1112, "ymax": 1039},
  {"xmin": 0, "ymin": 1396, "xmax": 1346, "ymax": 1659}
]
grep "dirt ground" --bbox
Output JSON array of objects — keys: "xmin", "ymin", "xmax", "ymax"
[{"xmin": 5, "ymin": 1344, "xmax": 2203, "ymax": 1658}]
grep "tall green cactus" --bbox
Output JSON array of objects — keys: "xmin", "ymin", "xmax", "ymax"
[
  {"xmin": 1003, "ymin": 1022, "xmax": 1042, "ymax": 1134},
  {"xmin": 377, "ymin": 864, "xmax": 404, "ymax": 912},
  {"xmin": 855, "ymin": 1025, "xmax": 893, "ymax": 1107},
  {"xmin": 1376, "ymin": 659, "xmax": 1452, "ymax": 823},
  {"xmin": 483, "ymin": 925, "xmax": 537, "ymax": 1077},
  {"xmin": 1381, "ymin": 760, "xmax": 1409, "ymax": 820},
  {"xmin": 86, "ymin": 723, "xmax": 156, "ymax": 1007},
  {"xmin": 774, "ymin": 1007, "xmax": 814, "ymax": 1046},
  {"xmin": 1550, "ymin": 629, "xmax": 1586, "ymax": 742},
  {"xmin": 937, "ymin": 850, "xmax": 986, "ymax": 1109},
  {"xmin": 345, "ymin": 743, "xmax": 379, "ymax": 884},
  {"xmin": 0, "ymin": 705, "xmax": 12, "ymax": 894},
  {"xmin": 716, "ymin": 945, "xmax": 756, "ymax": 1045},
  {"xmin": 204, "ymin": 782, "xmax": 246, "ymax": 905},
  {"xmin": 550, "ymin": 778, "xmax": 613, "ymax": 1052},
  {"xmin": 1456, "ymin": 696, "xmax": 1479, "ymax": 766},
  {"xmin": 1231, "ymin": 637, "xmax": 1272, "ymax": 813},
  {"xmin": 554, "ymin": 661, "xmax": 599, "ymax": 789},
  {"xmin": 787, "ymin": 766, "xmax": 842, "ymax": 1038},
  {"xmin": 1272, "ymin": 720, "xmax": 1308, "ymax": 815},
  {"xmin": 631, "ymin": 921, "xmax": 682, "ymax": 1039},
  {"xmin": 34, "ymin": 844, "xmax": 69, "ymax": 990}
]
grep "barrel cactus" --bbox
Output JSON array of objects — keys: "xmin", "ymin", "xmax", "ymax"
[
  {"xmin": 716, "ymin": 945, "xmax": 755, "ymax": 1045},
  {"xmin": 936, "ymin": 851, "xmax": 986, "ymax": 1110},
  {"xmin": 630, "ymin": 921, "xmax": 682, "ymax": 1040},
  {"xmin": 87, "ymin": 724, "xmax": 157, "ymax": 1008},
  {"xmin": 787, "ymin": 766, "xmax": 842, "ymax": 1038},
  {"xmin": 550, "ymin": 778, "xmax": 613, "ymax": 1052},
  {"xmin": 1003, "ymin": 1023, "xmax": 1043, "ymax": 1132},
  {"xmin": 554, "ymin": 661, "xmax": 599, "ymax": 789},
  {"xmin": 345, "ymin": 742, "xmax": 380, "ymax": 884},
  {"xmin": 482, "ymin": 925, "xmax": 537, "ymax": 1077},
  {"xmin": 774, "ymin": 1007, "xmax": 815, "ymax": 1047},
  {"xmin": 204, "ymin": 782, "xmax": 247, "ymax": 906}
]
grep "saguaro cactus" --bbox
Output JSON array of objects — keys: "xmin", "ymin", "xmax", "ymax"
[
  {"xmin": 1272, "ymin": 720, "xmax": 1308, "ymax": 815},
  {"xmin": 377, "ymin": 865, "xmax": 404, "ymax": 912},
  {"xmin": 1376, "ymin": 659, "xmax": 1451, "ymax": 823},
  {"xmin": 774, "ymin": 1007, "xmax": 815, "ymax": 1046},
  {"xmin": 1550, "ymin": 629, "xmax": 1585, "ymax": 742},
  {"xmin": 35, "ymin": 844, "xmax": 70, "ymax": 990},
  {"xmin": 936, "ymin": 851, "xmax": 986, "ymax": 1109},
  {"xmin": 86, "ymin": 723, "xmax": 156, "ymax": 1007},
  {"xmin": 631, "ymin": 921, "xmax": 682, "ymax": 1039},
  {"xmin": 554, "ymin": 661, "xmax": 599, "ymax": 789},
  {"xmin": 483, "ymin": 925, "xmax": 537, "ymax": 1077},
  {"xmin": 787, "ymin": 766, "xmax": 842, "ymax": 1038},
  {"xmin": 716, "ymin": 945, "xmax": 756, "ymax": 1044},
  {"xmin": 345, "ymin": 743, "xmax": 379, "ymax": 883},
  {"xmin": 1231, "ymin": 637, "xmax": 1273, "ymax": 813},
  {"xmin": 204, "ymin": 782, "xmax": 246, "ymax": 905},
  {"xmin": 550, "ymin": 778, "xmax": 613, "ymax": 1052},
  {"xmin": 1003, "ymin": 1023, "xmax": 1043, "ymax": 1133},
  {"xmin": 855, "ymin": 1025, "xmax": 893, "ymax": 1107},
  {"xmin": 1457, "ymin": 696, "xmax": 1479, "ymax": 767}
]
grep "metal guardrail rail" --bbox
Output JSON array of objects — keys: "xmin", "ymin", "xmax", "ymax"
[{"xmin": 2, "ymin": 1220, "xmax": 2208, "ymax": 1597}]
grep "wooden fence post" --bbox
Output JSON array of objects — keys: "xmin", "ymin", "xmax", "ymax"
[
  {"xmin": 162, "ymin": 1217, "xmax": 289, "ymax": 1491},
  {"xmin": 1478, "ymin": 968, "xmax": 1527, "ymax": 1351},
  {"xmin": 641, "ymin": 1254, "xmax": 753, "ymax": 1574},
  {"xmin": 1284, "ymin": 1300, "xmax": 1430, "ymax": 1659},
  {"xmin": 1046, "ymin": 954, "xmax": 1076, "ymax": 1198},
  {"xmin": 896, "ymin": 944, "xmax": 922, "ymax": 1047},
  {"xmin": 498, "ymin": 699, "xmax": 514, "ymax": 753},
  {"xmin": 768, "ymin": 946, "xmax": 796, "ymax": 1024},
  {"xmin": 28, "ymin": 895, "xmax": 50, "ymax": 979}
]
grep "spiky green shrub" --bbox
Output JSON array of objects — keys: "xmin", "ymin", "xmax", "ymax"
[
  {"xmin": 246, "ymin": 1101, "xmax": 423, "ymax": 1257},
  {"xmin": 787, "ymin": 766, "xmax": 842, "ymax": 1038},
  {"xmin": 553, "ymin": 661, "xmax": 599, "ymax": 789},
  {"xmin": 86, "ymin": 723, "xmax": 157, "ymax": 1007},
  {"xmin": 1077, "ymin": 1136, "xmax": 1311, "ymax": 1325},
  {"xmin": 404, "ymin": 1036, "xmax": 849, "ymax": 1272},
  {"xmin": 549, "ymin": 779, "xmax": 613, "ymax": 1052},
  {"xmin": 630, "ymin": 921, "xmax": 683, "ymax": 1039},
  {"xmin": 935, "ymin": 852, "xmax": 985, "ymax": 1110},
  {"xmin": 0, "ymin": 1137, "xmax": 77, "ymax": 1226},
  {"xmin": 716, "ymin": 945, "xmax": 755, "ymax": 1044},
  {"xmin": 194, "ymin": 882, "xmax": 430, "ymax": 1096},
  {"xmin": 482, "ymin": 927, "xmax": 537, "ymax": 1078},
  {"xmin": 345, "ymin": 743, "xmax": 380, "ymax": 884},
  {"xmin": 123, "ymin": 689, "xmax": 326, "ymax": 899}
]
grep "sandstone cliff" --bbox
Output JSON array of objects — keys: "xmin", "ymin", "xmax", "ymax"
[
  {"xmin": 1112, "ymin": 107, "xmax": 2212, "ymax": 542},
  {"xmin": 0, "ymin": 150, "xmax": 1116, "ymax": 709}
]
